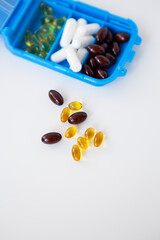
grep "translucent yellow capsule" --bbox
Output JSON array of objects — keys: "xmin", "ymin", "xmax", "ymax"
[
  {"xmin": 77, "ymin": 137, "xmax": 88, "ymax": 150},
  {"xmin": 40, "ymin": 3, "xmax": 53, "ymax": 15},
  {"xmin": 37, "ymin": 51, "xmax": 47, "ymax": 59},
  {"xmin": 60, "ymin": 107, "xmax": 70, "ymax": 123},
  {"xmin": 53, "ymin": 16, "xmax": 67, "ymax": 29},
  {"xmin": 40, "ymin": 24, "xmax": 56, "ymax": 34},
  {"xmin": 84, "ymin": 128, "xmax": 95, "ymax": 140},
  {"xmin": 41, "ymin": 15, "xmax": 54, "ymax": 25},
  {"xmin": 72, "ymin": 145, "xmax": 81, "ymax": 161},
  {"xmin": 47, "ymin": 34, "xmax": 56, "ymax": 46},
  {"xmin": 34, "ymin": 30, "xmax": 47, "ymax": 43},
  {"xmin": 65, "ymin": 127, "xmax": 77, "ymax": 138},
  {"xmin": 26, "ymin": 44, "xmax": 40, "ymax": 55},
  {"xmin": 39, "ymin": 41, "xmax": 51, "ymax": 52},
  {"xmin": 68, "ymin": 101, "xmax": 82, "ymax": 110},
  {"xmin": 24, "ymin": 30, "xmax": 35, "ymax": 47},
  {"xmin": 94, "ymin": 131, "xmax": 104, "ymax": 147}
]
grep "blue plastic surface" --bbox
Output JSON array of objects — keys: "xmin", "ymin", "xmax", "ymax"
[{"xmin": 0, "ymin": 0, "xmax": 142, "ymax": 86}]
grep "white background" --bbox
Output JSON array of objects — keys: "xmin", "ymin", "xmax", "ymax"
[{"xmin": 0, "ymin": 0, "xmax": 160, "ymax": 239}]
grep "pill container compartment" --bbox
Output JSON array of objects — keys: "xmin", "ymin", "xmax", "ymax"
[{"xmin": 0, "ymin": 0, "xmax": 142, "ymax": 86}]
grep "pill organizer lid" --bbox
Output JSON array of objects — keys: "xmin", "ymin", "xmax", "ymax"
[{"xmin": 0, "ymin": 0, "xmax": 20, "ymax": 32}]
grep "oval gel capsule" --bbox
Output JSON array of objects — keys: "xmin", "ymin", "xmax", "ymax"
[
  {"xmin": 65, "ymin": 45, "xmax": 82, "ymax": 72},
  {"xmin": 68, "ymin": 101, "xmax": 82, "ymax": 110},
  {"xmin": 77, "ymin": 137, "xmax": 89, "ymax": 150},
  {"xmin": 65, "ymin": 127, "xmax": 77, "ymax": 138},
  {"xmin": 94, "ymin": 131, "xmax": 104, "ymax": 147},
  {"xmin": 72, "ymin": 145, "xmax": 81, "ymax": 161},
  {"xmin": 51, "ymin": 48, "xmax": 66, "ymax": 63},
  {"xmin": 61, "ymin": 107, "xmax": 70, "ymax": 123},
  {"xmin": 60, "ymin": 18, "xmax": 78, "ymax": 47}
]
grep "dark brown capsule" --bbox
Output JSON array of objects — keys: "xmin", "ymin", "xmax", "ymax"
[
  {"xmin": 114, "ymin": 32, "xmax": 130, "ymax": 43},
  {"xmin": 96, "ymin": 27, "xmax": 108, "ymax": 43},
  {"xmin": 106, "ymin": 30, "xmax": 113, "ymax": 43},
  {"xmin": 111, "ymin": 42, "xmax": 120, "ymax": 56},
  {"xmin": 41, "ymin": 132, "xmax": 62, "ymax": 144},
  {"xmin": 95, "ymin": 55, "xmax": 111, "ymax": 68},
  {"xmin": 68, "ymin": 112, "xmax": 87, "ymax": 124},
  {"xmin": 87, "ymin": 44, "xmax": 105, "ymax": 56},
  {"xmin": 89, "ymin": 57, "xmax": 96, "ymax": 68},
  {"xmin": 101, "ymin": 43, "xmax": 109, "ymax": 51},
  {"xmin": 49, "ymin": 90, "xmax": 64, "ymax": 105},
  {"xmin": 105, "ymin": 53, "xmax": 116, "ymax": 64},
  {"xmin": 83, "ymin": 64, "xmax": 95, "ymax": 77},
  {"xmin": 96, "ymin": 69, "xmax": 108, "ymax": 79}
]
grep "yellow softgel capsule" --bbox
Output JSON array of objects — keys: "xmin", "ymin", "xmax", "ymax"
[
  {"xmin": 68, "ymin": 101, "xmax": 82, "ymax": 110},
  {"xmin": 34, "ymin": 30, "xmax": 47, "ymax": 43},
  {"xmin": 84, "ymin": 128, "xmax": 95, "ymax": 140},
  {"xmin": 40, "ymin": 24, "xmax": 56, "ymax": 34},
  {"xmin": 41, "ymin": 15, "xmax": 54, "ymax": 25},
  {"xmin": 77, "ymin": 137, "xmax": 88, "ymax": 150},
  {"xmin": 53, "ymin": 16, "xmax": 66, "ymax": 29},
  {"xmin": 60, "ymin": 107, "xmax": 70, "ymax": 123},
  {"xmin": 24, "ymin": 30, "xmax": 34, "ymax": 47},
  {"xmin": 65, "ymin": 127, "xmax": 77, "ymax": 138},
  {"xmin": 40, "ymin": 3, "xmax": 53, "ymax": 16},
  {"xmin": 72, "ymin": 145, "xmax": 81, "ymax": 161},
  {"xmin": 94, "ymin": 131, "xmax": 104, "ymax": 147}
]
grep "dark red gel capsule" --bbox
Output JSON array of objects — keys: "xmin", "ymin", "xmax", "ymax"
[
  {"xmin": 87, "ymin": 44, "xmax": 105, "ymax": 56},
  {"xmin": 114, "ymin": 32, "xmax": 130, "ymax": 43},
  {"xmin": 105, "ymin": 53, "xmax": 116, "ymax": 64},
  {"xmin": 89, "ymin": 58, "xmax": 97, "ymax": 68},
  {"xmin": 49, "ymin": 90, "xmax": 64, "ymax": 106},
  {"xmin": 68, "ymin": 112, "xmax": 87, "ymax": 124},
  {"xmin": 111, "ymin": 42, "xmax": 120, "ymax": 56},
  {"xmin": 96, "ymin": 27, "xmax": 108, "ymax": 43},
  {"xmin": 96, "ymin": 69, "xmax": 108, "ymax": 79},
  {"xmin": 106, "ymin": 30, "xmax": 113, "ymax": 43},
  {"xmin": 41, "ymin": 132, "xmax": 62, "ymax": 144},
  {"xmin": 95, "ymin": 55, "xmax": 111, "ymax": 68},
  {"xmin": 83, "ymin": 64, "xmax": 95, "ymax": 77}
]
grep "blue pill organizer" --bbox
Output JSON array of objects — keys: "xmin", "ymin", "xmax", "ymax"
[{"xmin": 0, "ymin": 0, "xmax": 141, "ymax": 86}]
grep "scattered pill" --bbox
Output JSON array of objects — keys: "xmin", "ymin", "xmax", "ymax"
[
  {"xmin": 40, "ymin": 3, "xmax": 52, "ymax": 16},
  {"xmin": 94, "ymin": 131, "xmax": 104, "ymax": 147},
  {"xmin": 83, "ymin": 64, "xmax": 95, "ymax": 77},
  {"xmin": 114, "ymin": 32, "xmax": 130, "ymax": 43},
  {"xmin": 78, "ymin": 23, "xmax": 100, "ymax": 36},
  {"xmin": 77, "ymin": 137, "xmax": 88, "ymax": 150},
  {"xmin": 87, "ymin": 44, "xmax": 105, "ymax": 56},
  {"xmin": 68, "ymin": 101, "xmax": 82, "ymax": 110},
  {"xmin": 26, "ymin": 44, "xmax": 40, "ymax": 55},
  {"xmin": 41, "ymin": 132, "xmax": 62, "ymax": 144},
  {"xmin": 41, "ymin": 15, "xmax": 54, "ymax": 25},
  {"xmin": 68, "ymin": 112, "xmax": 87, "ymax": 124},
  {"xmin": 77, "ymin": 18, "xmax": 87, "ymax": 26},
  {"xmin": 95, "ymin": 55, "xmax": 111, "ymax": 68},
  {"xmin": 77, "ymin": 48, "xmax": 88, "ymax": 63},
  {"xmin": 65, "ymin": 45, "xmax": 82, "ymax": 72},
  {"xmin": 60, "ymin": 18, "xmax": 77, "ymax": 47},
  {"xmin": 54, "ymin": 17, "xmax": 67, "ymax": 29},
  {"xmin": 65, "ymin": 127, "xmax": 77, "ymax": 138},
  {"xmin": 39, "ymin": 41, "xmax": 51, "ymax": 52},
  {"xmin": 61, "ymin": 107, "xmax": 70, "ymax": 123},
  {"xmin": 34, "ymin": 30, "xmax": 47, "ymax": 43},
  {"xmin": 72, "ymin": 145, "xmax": 81, "ymax": 161},
  {"xmin": 40, "ymin": 24, "xmax": 56, "ymax": 34},
  {"xmin": 84, "ymin": 128, "xmax": 95, "ymax": 140},
  {"xmin": 106, "ymin": 30, "xmax": 113, "ymax": 43},
  {"xmin": 49, "ymin": 90, "xmax": 64, "ymax": 105},
  {"xmin": 96, "ymin": 68, "xmax": 108, "ymax": 79},
  {"xmin": 96, "ymin": 27, "xmax": 108, "ymax": 43},
  {"xmin": 24, "ymin": 30, "xmax": 35, "ymax": 47},
  {"xmin": 105, "ymin": 53, "xmax": 116, "ymax": 64},
  {"xmin": 111, "ymin": 42, "xmax": 120, "ymax": 56},
  {"xmin": 51, "ymin": 48, "xmax": 66, "ymax": 63}
]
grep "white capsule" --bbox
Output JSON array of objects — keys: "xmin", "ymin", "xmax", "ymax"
[
  {"xmin": 50, "ymin": 48, "xmax": 66, "ymax": 63},
  {"xmin": 77, "ymin": 18, "xmax": 87, "ymax": 26},
  {"xmin": 77, "ymin": 48, "xmax": 88, "ymax": 63},
  {"xmin": 60, "ymin": 18, "xmax": 78, "ymax": 48},
  {"xmin": 65, "ymin": 45, "xmax": 82, "ymax": 72},
  {"xmin": 77, "ymin": 23, "xmax": 101, "ymax": 36}
]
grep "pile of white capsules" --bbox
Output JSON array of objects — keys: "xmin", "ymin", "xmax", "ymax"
[{"xmin": 50, "ymin": 18, "xmax": 100, "ymax": 72}]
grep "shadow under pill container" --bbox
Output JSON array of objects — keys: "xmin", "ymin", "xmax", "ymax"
[{"xmin": 0, "ymin": 0, "xmax": 142, "ymax": 86}]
